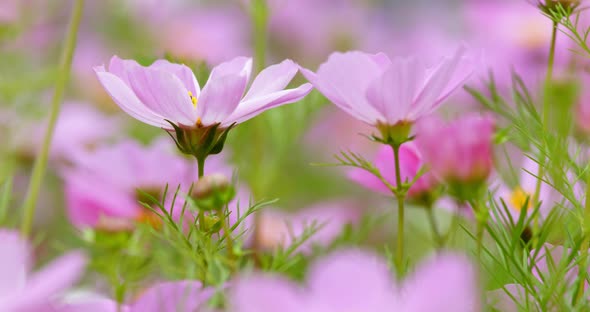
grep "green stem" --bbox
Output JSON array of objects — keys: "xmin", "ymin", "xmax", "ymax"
[
  {"xmin": 532, "ymin": 20, "xmax": 559, "ymax": 242},
  {"xmin": 19, "ymin": 0, "xmax": 84, "ymax": 237},
  {"xmin": 197, "ymin": 156, "xmax": 205, "ymax": 178},
  {"xmin": 219, "ymin": 205, "xmax": 236, "ymax": 272},
  {"xmin": 197, "ymin": 156, "xmax": 205, "ymax": 230},
  {"xmin": 391, "ymin": 144, "xmax": 406, "ymax": 274},
  {"xmin": 473, "ymin": 200, "xmax": 487, "ymax": 261},
  {"xmin": 251, "ymin": 0, "xmax": 269, "ymax": 73}
]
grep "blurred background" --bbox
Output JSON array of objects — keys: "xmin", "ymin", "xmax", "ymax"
[{"xmin": 1, "ymin": 0, "xmax": 586, "ymax": 278}]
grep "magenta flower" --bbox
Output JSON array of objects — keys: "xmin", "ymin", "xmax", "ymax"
[
  {"xmin": 254, "ymin": 202, "xmax": 360, "ymax": 254},
  {"xmin": 95, "ymin": 56, "xmax": 312, "ymax": 129},
  {"xmin": 61, "ymin": 139, "xmax": 197, "ymax": 230},
  {"xmin": 62, "ymin": 281, "xmax": 214, "ymax": 312},
  {"xmin": 301, "ymin": 45, "xmax": 473, "ymax": 136},
  {"xmin": 416, "ymin": 114, "xmax": 495, "ymax": 185},
  {"xmin": 230, "ymin": 250, "xmax": 480, "ymax": 312},
  {"xmin": 348, "ymin": 142, "xmax": 436, "ymax": 198},
  {"xmin": 0, "ymin": 229, "xmax": 87, "ymax": 311}
]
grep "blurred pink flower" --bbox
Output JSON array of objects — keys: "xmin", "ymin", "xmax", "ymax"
[
  {"xmin": 47, "ymin": 104, "xmax": 120, "ymax": 161},
  {"xmin": 95, "ymin": 56, "xmax": 311, "ymax": 129},
  {"xmin": 62, "ymin": 281, "xmax": 213, "ymax": 312},
  {"xmin": 0, "ymin": 0, "xmax": 19, "ymax": 23},
  {"xmin": 230, "ymin": 250, "xmax": 480, "ymax": 311},
  {"xmin": 348, "ymin": 142, "xmax": 436, "ymax": 198},
  {"xmin": 417, "ymin": 114, "xmax": 495, "ymax": 184},
  {"xmin": 61, "ymin": 139, "xmax": 196, "ymax": 230},
  {"xmin": 463, "ymin": 0, "xmax": 571, "ymax": 89},
  {"xmin": 268, "ymin": 0, "xmax": 371, "ymax": 63},
  {"xmin": 303, "ymin": 106, "xmax": 377, "ymax": 157},
  {"xmin": 494, "ymin": 157, "xmax": 557, "ymax": 222},
  {"xmin": 301, "ymin": 45, "xmax": 473, "ymax": 128},
  {"xmin": 254, "ymin": 202, "xmax": 360, "ymax": 254},
  {"xmin": 0, "ymin": 229, "xmax": 86, "ymax": 311},
  {"xmin": 158, "ymin": 8, "xmax": 250, "ymax": 65},
  {"xmin": 10, "ymin": 103, "xmax": 120, "ymax": 163}
]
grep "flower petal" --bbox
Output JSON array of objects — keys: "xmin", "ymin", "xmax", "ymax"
[
  {"xmin": 95, "ymin": 68, "xmax": 169, "ymax": 128},
  {"xmin": 307, "ymin": 250, "xmax": 397, "ymax": 311},
  {"xmin": 243, "ymin": 59, "xmax": 298, "ymax": 101},
  {"xmin": 126, "ymin": 65, "xmax": 197, "ymax": 126},
  {"xmin": 401, "ymin": 253, "xmax": 481, "ymax": 312},
  {"xmin": 12, "ymin": 251, "xmax": 87, "ymax": 310},
  {"xmin": 222, "ymin": 83, "xmax": 312, "ymax": 126},
  {"xmin": 196, "ymin": 57, "xmax": 252, "ymax": 124},
  {"xmin": 412, "ymin": 45, "xmax": 472, "ymax": 117},
  {"xmin": 366, "ymin": 57, "xmax": 425, "ymax": 123},
  {"xmin": 230, "ymin": 275, "xmax": 304, "ymax": 312},
  {"xmin": 0, "ymin": 230, "xmax": 29, "ymax": 294},
  {"xmin": 131, "ymin": 281, "xmax": 213, "ymax": 312},
  {"xmin": 302, "ymin": 52, "xmax": 385, "ymax": 125},
  {"xmin": 151, "ymin": 59, "xmax": 201, "ymax": 97}
]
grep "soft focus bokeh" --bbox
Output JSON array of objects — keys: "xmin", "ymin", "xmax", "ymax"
[{"xmin": 2, "ymin": 0, "xmax": 590, "ymax": 311}]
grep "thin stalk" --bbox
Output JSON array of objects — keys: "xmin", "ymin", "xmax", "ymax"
[
  {"xmin": 219, "ymin": 205, "xmax": 236, "ymax": 272},
  {"xmin": 251, "ymin": 0, "xmax": 269, "ymax": 73},
  {"xmin": 392, "ymin": 144, "xmax": 406, "ymax": 274},
  {"xmin": 472, "ymin": 200, "xmax": 487, "ymax": 261},
  {"xmin": 19, "ymin": 0, "xmax": 84, "ymax": 237},
  {"xmin": 248, "ymin": 0, "xmax": 270, "ymax": 267},
  {"xmin": 532, "ymin": 20, "xmax": 559, "ymax": 241},
  {"xmin": 197, "ymin": 157, "xmax": 205, "ymax": 231}
]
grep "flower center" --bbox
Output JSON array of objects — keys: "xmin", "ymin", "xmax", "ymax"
[
  {"xmin": 188, "ymin": 91, "xmax": 203, "ymax": 126},
  {"xmin": 509, "ymin": 187, "xmax": 532, "ymax": 212}
]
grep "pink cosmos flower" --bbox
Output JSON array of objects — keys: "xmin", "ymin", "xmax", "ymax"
[
  {"xmin": 61, "ymin": 139, "xmax": 197, "ymax": 230},
  {"xmin": 47, "ymin": 104, "xmax": 120, "ymax": 161},
  {"xmin": 416, "ymin": 114, "xmax": 495, "ymax": 184},
  {"xmin": 62, "ymin": 281, "xmax": 214, "ymax": 312},
  {"xmin": 10, "ymin": 103, "xmax": 120, "ymax": 163},
  {"xmin": 230, "ymin": 250, "xmax": 480, "ymax": 311},
  {"xmin": 95, "ymin": 56, "xmax": 312, "ymax": 130},
  {"xmin": 348, "ymin": 142, "xmax": 436, "ymax": 198},
  {"xmin": 301, "ymin": 45, "xmax": 473, "ymax": 128},
  {"xmin": 0, "ymin": 229, "xmax": 87, "ymax": 311},
  {"xmin": 253, "ymin": 202, "xmax": 360, "ymax": 254}
]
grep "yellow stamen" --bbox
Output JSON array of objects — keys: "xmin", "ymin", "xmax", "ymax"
[
  {"xmin": 509, "ymin": 187, "xmax": 532, "ymax": 212},
  {"xmin": 188, "ymin": 91, "xmax": 198, "ymax": 108}
]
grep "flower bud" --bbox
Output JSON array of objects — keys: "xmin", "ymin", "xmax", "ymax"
[
  {"xmin": 417, "ymin": 115, "xmax": 495, "ymax": 202},
  {"xmin": 202, "ymin": 214, "xmax": 222, "ymax": 233},
  {"xmin": 192, "ymin": 174, "xmax": 236, "ymax": 211},
  {"xmin": 529, "ymin": 0, "xmax": 581, "ymax": 13}
]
